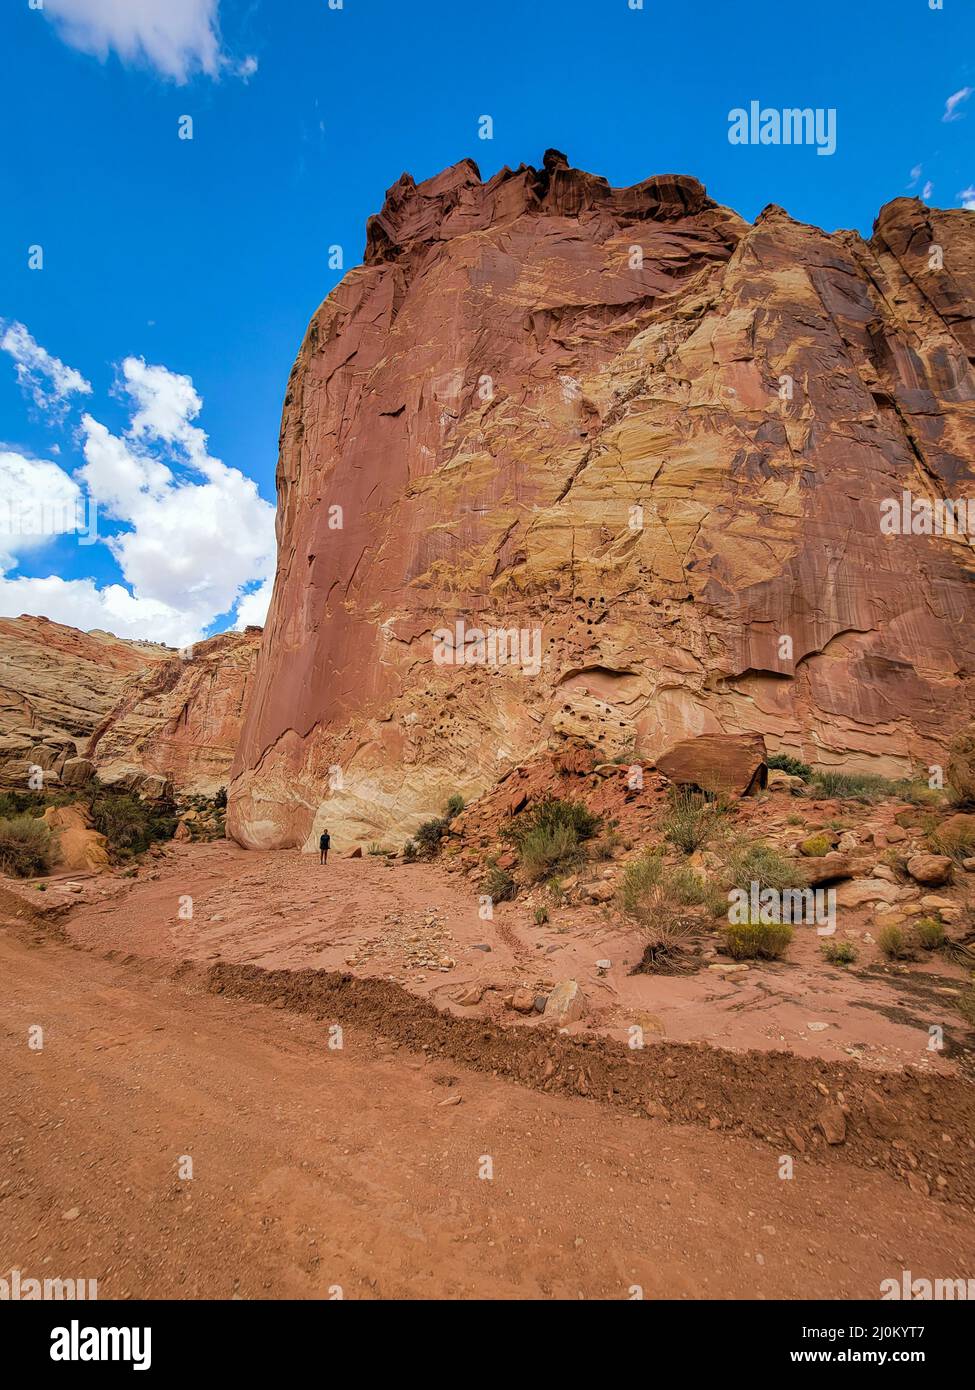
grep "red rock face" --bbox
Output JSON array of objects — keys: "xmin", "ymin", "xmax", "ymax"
[
  {"xmin": 227, "ymin": 151, "xmax": 975, "ymax": 852},
  {"xmin": 0, "ymin": 616, "xmax": 260, "ymax": 795},
  {"xmin": 88, "ymin": 630, "xmax": 262, "ymax": 794}
]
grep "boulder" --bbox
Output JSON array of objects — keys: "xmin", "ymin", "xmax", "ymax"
[
  {"xmin": 835, "ymin": 878, "xmax": 901, "ymax": 908},
  {"xmin": 61, "ymin": 757, "xmax": 96, "ymax": 788},
  {"xmin": 656, "ymin": 733, "xmax": 768, "ymax": 799},
  {"xmin": 906, "ymin": 853, "xmax": 953, "ymax": 887},
  {"xmin": 42, "ymin": 804, "xmax": 109, "ymax": 872},
  {"xmin": 542, "ymin": 980, "xmax": 586, "ymax": 1027}
]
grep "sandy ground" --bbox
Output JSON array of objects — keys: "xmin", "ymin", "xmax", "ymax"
[
  {"xmin": 3, "ymin": 925, "xmax": 975, "ymax": 1301},
  {"xmin": 52, "ymin": 841, "xmax": 974, "ymax": 1074}
]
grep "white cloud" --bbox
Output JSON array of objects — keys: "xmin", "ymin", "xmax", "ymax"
[
  {"xmin": 959, "ymin": 185, "xmax": 975, "ymax": 211},
  {"xmin": 0, "ymin": 321, "xmax": 91, "ymax": 417},
  {"xmin": 0, "ymin": 350, "xmax": 275, "ymax": 645},
  {"xmin": 42, "ymin": 0, "xmax": 256, "ymax": 85},
  {"xmin": 943, "ymin": 86, "xmax": 973, "ymax": 122},
  {"xmin": 908, "ymin": 163, "xmax": 922, "ymax": 188},
  {"xmin": 0, "ymin": 574, "xmax": 199, "ymax": 646},
  {"xmin": 233, "ymin": 578, "xmax": 273, "ymax": 630},
  {"xmin": 0, "ymin": 451, "xmax": 84, "ymax": 569},
  {"xmin": 922, "ymin": 180, "xmax": 934, "ymax": 201}
]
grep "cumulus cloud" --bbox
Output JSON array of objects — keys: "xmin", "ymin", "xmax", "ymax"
[
  {"xmin": 0, "ymin": 451, "xmax": 85, "ymax": 570},
  {"xmin": 0, "ymin": 349, "xmax": 275, "ymax": 646},
  {"xmin": 42, "ymin": 0, "xmax": 256, "ymax": 85},
  {"xmin": 0, "ymin": 573, "xmax": 199, "ymax": 646},
  {"xmin": 959, "ymin": 185, "xmax": 975, "ymax": 211},
  {"xmin": 943, "ymin": 87, "xmax": 973, "ymax": 122},
  {"xmin": 0, "ymin": 321, "xmax": 91, "ymax": 417}
]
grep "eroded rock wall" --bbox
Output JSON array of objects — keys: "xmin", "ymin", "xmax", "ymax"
[{"xmin": 227, "ymin": 152, "xmax": 975, "ymax": 851}]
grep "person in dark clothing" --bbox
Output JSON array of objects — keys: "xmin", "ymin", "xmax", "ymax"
[{"xmin": 319, "ymin": 829, "xmax": 330, "ymax": 865}]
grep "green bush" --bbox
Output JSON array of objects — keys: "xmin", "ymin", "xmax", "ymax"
[
  {"xmin": 616, "ymin": 850, "xmax": 664, "ymax": 920},
  {"xmin": 414, "ymin": 817, "xmax": 447, "ymax": 856},
  {"xmin": 822, "ymin": 938, "xmax": 858, "ymax": 966},
  {"xmin": 664, "ymin": 864, "xmax": 726, "ymax": 916},
  {"xmin": 661, "ymin": 787, "xmax": 727, "ymax": 854},
  {"xmin": 914, "ymin": 916, "xmax": 945, "ymax": 951},
  {"xmin": 88, "ymin": 787, "xmax": 176, "ymax": 858},
  {"xmin": 878, "ymin": 923, "xmax": 914, "ymax": 960},
  {"xmin": 725, "ymin": 839, "xmax": 807, "ymax": 893},
  {"xmin": 767, "ymin": 753, "xmax": 812, "ymax": 780},
  {"xmin": 809, "ymin": 771, "xmax": 898, "ymax": 801},
  {"xmin": 505, "ymin": 796, "xmax": 601, "ymax": 848},
  {"xmin": 0, "ymin": 814, "xmax": 55, "ymax": 877},
  {"xmin": 402, "ymin": 839, "xmax": 418, "ymax": 863},
  {"xmin": 482, "ymin": 864, "xmax": 517, "ymax": 902},
  {"xmin": 533, "ymin": 906, "xmax": 549, "ymax": 925},
  {"xmin": 723, "ymin": 921, "xmax": 793, "ymax": 960},
  {"xmin": 799, "ymin": 833, "xmax": 832, "ymax": 857},
  {"xmin": 444, "ymin": 794, "xmax": 465, "ymax": 821},
  {"xmin": 518, "ymin": 823, "xmax": 582, "ymax": 882}
]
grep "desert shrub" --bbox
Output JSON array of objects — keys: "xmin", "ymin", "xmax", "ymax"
[
  {"xmin": 661, "ymin": 787, "xmax": 727, "ymax": 854},
  {"xmin": 505, "ymin": 796, "xmax": 600, "ymax": 848},
  {"xmin": 0, "ymin": 814, "xmax": 54, "ymax": 877},
  {"xmin": 767, "ymin": 753, "xmax": 812, "ymax": 780},
  {"xmin": 799, "ymin": 832, "xmax": 833, "ymax": 857},
  {"xmin": 724, "ymin": 839, "xmax": 807, "ymax": 893},
  {"xmin": 518, "ymin": 823, "xmax": 582, "ymax": 881},
  {"xmin": 616, "ymin": 850, "xmax": 664, "ymax": 919},
  {"xmin": 878, "ymin": 923, "xmax": 914, "ymax": 960},
  {"xmin": 723, "ymin": 920, "xmax": 793, "ymax": 960},
  {"xmin": 414, "ymin": 817, "xmax": 447, "ymax": 857},
  {"xmin": 367, "ymin": 842, "xmax": 384, "ymax": 856},
  {"xmin": 482, "ymin": 864, "xmax": 517, "ymax": 902},
  {"xmin": 533, "ymin": 906, "xmax": 549, "ymax": 925},
  {"xmin": 914, "ymin": 916, "xmax": 945, "ymax": 951},
  {"xmin": 786, "ymin": 814, "xmax": 804, "ymax": 826},
  {"xmin": 444, "ymin": 794, "xmax": 464, "ymax": 821},
  {"xmin": 402, "ymin": 839, "xmax": 418, "ymax": 863},
  {"xmin": 926, "ymin": 819, "xmax": 975, "ymax": 863},
  {"xmin": 88, "ymin": 787, "xmax": 177, "ymax": 858},
  {"xmin": 547, "ymin": 876, "xmax": 567, "ymax": 906},
  {"xmin": 888, "ymin": 779, "xmax": 943, "ymax": 807},
  {"xmin": 822, "ymin": 938, "xmax": 858, "ymax": 966},
  {"xmin": 881, "ymin": 848, "xmax": 908, "ymax": 876},
  {"xmin": 809, "ymin": 771, "xmax": 898, "ymax": 802},
  {"xmin": 214, "ymin": 786, "xmax": 228, "ymax": 810},
  {"xmin": 664, "ymin": 864, "xmax": 726, "ymax": 916}
]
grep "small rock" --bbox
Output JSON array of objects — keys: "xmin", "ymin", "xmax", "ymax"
[
  {"xmin": 906, "ymin": 853, "xmax": 953, "ymax": 887},
  {"xmin": 817, "ymin": 1105, "xmax": 847, "ymax": 1145},
  {"xmin": 543, "ymin": 979, "xmax": 586, "ymax": 1026}
]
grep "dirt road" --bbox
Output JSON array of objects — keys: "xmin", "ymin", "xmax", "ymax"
[{"xmin": 3, "ymin": 926, "xmax": 975, "ymax": 1299}]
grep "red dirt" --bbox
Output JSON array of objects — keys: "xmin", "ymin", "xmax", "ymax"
[{"xmin": 4, "ymin": 926, "xmax": 975, "ymax": 1300}]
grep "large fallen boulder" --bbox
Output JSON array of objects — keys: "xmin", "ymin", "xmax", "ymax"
[
  {"xmin": 656, "ymin": 733, "xmax": 768, "ymax": 799},
  {"xmin": 42, "ymin": 804, "xmax": 109, "ymax": 873}
]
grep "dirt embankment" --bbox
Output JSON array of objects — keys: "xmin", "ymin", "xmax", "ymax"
[{"xmin": 200, "ymin": 960, "xmax": 975, "ymax": 1208}]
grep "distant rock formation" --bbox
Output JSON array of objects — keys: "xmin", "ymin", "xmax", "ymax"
[
  {"xmin": 212, "ymin": 152, "xmax": 971, "ymax": 849},
  {"xmin": 0, "ymin": 615, "xmax": 261, "ymax": 795}
]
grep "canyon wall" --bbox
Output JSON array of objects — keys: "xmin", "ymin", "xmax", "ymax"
[
  {"xmin": 227, "ymin": 151, "xmax": 975, "ymax": 851},
  {"xmin": 0, "ymin": 616, "xmax": 260, "ymax": 794}
]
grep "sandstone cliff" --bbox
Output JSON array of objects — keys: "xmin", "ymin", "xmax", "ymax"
[
  {"xmin": 227, "ymin": 151, "xmax": 975, "ymax": 852},
  {"xmin": 0, "ymin": 615, "xmax": 260, "ymax": 794}
]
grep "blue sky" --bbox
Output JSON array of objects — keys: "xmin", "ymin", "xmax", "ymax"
[{"xmin": 0, "ymin": 0, "xmax": 972, "ymax": 644}]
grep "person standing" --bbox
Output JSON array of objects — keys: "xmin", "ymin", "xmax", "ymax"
[{"xmin": 319, "ymin": 829, "xmax": 330, "ymax": 865}]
